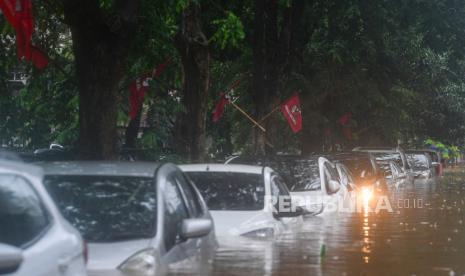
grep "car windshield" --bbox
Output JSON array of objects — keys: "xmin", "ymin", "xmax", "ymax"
[
  {"xmin": 264, "ymin": 159, "xmax": 321, "ymax": 192},
  {"xmin": 44, "ymin": 175, "xmax": 157, "ymax": 242},
  {"xmin": 373, "ymin": 152, "xmax": 404, "ymax": 170},
  {"xmin": 340, "ymin": 158, "xmax": 375, "ymax": 183},
  {"xmin": 185, "ymin": 172, "xmax": 264, "ymax": 211},
  {"xmin": 407, "ymin": 154, "xmax": 429, "ymax": 170},
  {"xmin": 377, "ymin": 162, "xmax": 393, "ymax": 178}
]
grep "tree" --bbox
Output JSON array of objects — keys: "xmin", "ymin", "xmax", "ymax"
[
  {"xmin": 174, "ymin": 3, "xmax": 210, "ymax": 161},
  {"xmin": 59, "ymin": 0, "xmax": 139, "ymax": 159}
]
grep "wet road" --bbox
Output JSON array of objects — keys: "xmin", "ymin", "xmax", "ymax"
[{"xmin": 170, "ymin": 168, "xmax": 465, "ymax": 276}]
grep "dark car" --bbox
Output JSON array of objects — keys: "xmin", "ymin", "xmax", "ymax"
[
  {"xmin": 406, "ymin": 150, "xmax": 435, "ymax": 179},
  {"xmin": 326, "ymin": 152, "xmax": 387, "ymax": 189}
]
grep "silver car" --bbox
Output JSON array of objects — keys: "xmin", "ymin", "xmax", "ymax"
[
  {"xmin": 0, "ymin": 160, "xmax": 87, "ymax": 276},
  {"xmin": 40, "ymin": 162, "xmax": 217, "ymax": 275}
]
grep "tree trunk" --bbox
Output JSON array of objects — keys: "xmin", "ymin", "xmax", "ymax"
[
  {"xmin": 124, "ymin": 107, "xmax": 142, "ymax": 148},
  {"xmin": 174, "ymin": 4, "xmax": 210, "ymax": 161},
  {"xmin": 63, "ymin": 0, "xmax": 138, "ymax": 160},
  {"xmin": 252, "ymin": 0, "xmax": 278, "ymax": 155},
  {"xmin": 252, "ymin": 0, "xmax": 304, "ymax": 155}
]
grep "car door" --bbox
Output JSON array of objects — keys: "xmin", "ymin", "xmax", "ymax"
[
  {"xmin": 321, "ymin": 161, "xmax": 342, "ymax": 212},
  {"xmin": 172, "ymin": 171, "xmax": 216, "ymax": 261},
  {"xmin": 269, "ymin": 173, "xmax": 299, "ymax": 227},
  {"xmin": 161, "ymin": 172, "xmax": 191, "ymax": 263},
  {"xmin": 391, "ymin": 162, "xmax": 406, "ymax": 189},
  {"xmin": 0, "ymin": 173, "xmax": 80, "ymax": 276}
]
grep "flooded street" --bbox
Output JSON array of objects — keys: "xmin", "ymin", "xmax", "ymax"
[{"xmin": 170, "ymin": 168, "xmax": 465, "ymax": 276}]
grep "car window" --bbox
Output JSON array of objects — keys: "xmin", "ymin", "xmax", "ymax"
[
  {"xmin": 338, "ymin": 165, "xmax": 354, "ymax": 190},
  {"xmin": 407, "ymin": 154, "xmax": 429, "ymax": 170},
  {"xmin": 270, "ymin": 175, "xmax": 290, "ymax": 197},
  {"xmin": 273, "ymin": 159, "xmax": 321, "ymax": 192},
  {"xmin": 341, "ymin": 158, "xmax": 375, "ymax": 182},
  {"xmin": 164, "ymin": 174, "xmax": 189, "ymax": 251},
  {"xmin": 173, "ymin": 172, "xmax": 202, "ymax": 218},
  {"xmin": 377, "ymin": 162, "xmax": 393, "ymax": 179},
  {"xmin": 324, "ymin": 163, "xmax": 339, "ymax": 182},
  {"xmin": 0, "ymin": 174, "xmax": 50, "ymax": 248},
  {"xmin": 44, "ymin": 175, "xmax": 157, "ymax": 242},
  {"xmin": 186, "ymin": 172, "xmax": 265, "ymax": 211},
  {"xmin": 374, "ymin": 153, "xmax": 404, "ymax": 170},
  {"xmin": 391, "ymin": 163, "xmax": 400, "ymax": 176}
]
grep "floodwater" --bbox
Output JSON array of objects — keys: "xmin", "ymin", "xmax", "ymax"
[{"xmin": 170, "ymin": 168, "xmax": 465, "ymax": 276}]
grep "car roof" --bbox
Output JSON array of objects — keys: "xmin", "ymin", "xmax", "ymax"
[
  {"xmin": 324, "ymin": 151, "xmax": 372, "ymax": 161},
  {"xmin": 39, "ymin": 161, "xmax": 160, "ymax": 177},
  {"xmin": 406, "ymin": 149, "xmax": 436, "ymax": 154},
  {"xmin": 353, "ymin": 147, "xmax": 402, "ymax": 153},
  {"xmin": 0, "ymin": 160, "xmax": 43, "ymax": 177},
  {"xmin": 180, "ymin": 163, "xmax": 264, "ymax": 174}
]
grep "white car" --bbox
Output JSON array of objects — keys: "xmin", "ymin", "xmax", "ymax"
[
  {"xmin": 40, "ymin": 162, "xmax": 217, "ymax": 276},
  {"xmin": 378, "ymin": 161, "xmax": 409, "ymax": 190},
  {"xmin": 180, "ymin": 164, "xmax": 303, "ymax": 239},
  {"xmin": 223, "ymin": 155, "xmax": 349, "ymax": 215},
  {"xmin": 285, "ymin": 157, "xmax": 347, "ymax": 215},
  {"xmin": 0, "ymin": 160, "xmax": 87, "ymax": 276}
]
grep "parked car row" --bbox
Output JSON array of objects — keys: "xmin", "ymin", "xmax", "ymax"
[{"xmin": 0, "ymin": 146, "xmax": 440, "ymax": 275}]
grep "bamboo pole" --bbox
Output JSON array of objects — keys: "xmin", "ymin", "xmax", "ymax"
[
  {"xmin": 252, "ymin": 104, "xmax": 281, "ymax": 129},
  {"xmin": 230, "ymin": 101, "xmax": 267, "ymax": 132}
]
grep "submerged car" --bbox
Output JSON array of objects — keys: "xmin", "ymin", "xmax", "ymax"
[
  {"xmin": 353, "ymin": 147, "xmax": 414, "ymax": 185},
  {"xmin": 41, "ymin": 162, "xmax": 217, "ymax": 276},
  {"xmin": 377, "ymin": 161, "xmax": 409, "ymax": 189},
  {"xmin": 0, "ymin": 160, "xmax": 87, "ymax": 276},
  {"xmin": 180, "ymin": 164, "xmax": 303, "ymax": 238},
  {"xmin": 406, "ymin": 150, "xmax": 434, "ymax": 179},
  {"xmin": 225, "ymin": 155, "xmax": 347, "ymax": 215}
]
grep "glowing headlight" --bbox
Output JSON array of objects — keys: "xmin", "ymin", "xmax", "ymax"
[
  {"xmin": 361, "ymin": 186, "xmax": 373, "ymax": 202},
  {"xmin": 241, "ymin": 228, "xmax": 274, "ymax": 239}
]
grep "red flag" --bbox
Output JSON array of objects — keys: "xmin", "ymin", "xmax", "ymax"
[
  {"xmin": 128, "ymin": 72, "xmax": 151, "ymax": 119},
  {"xmin": 14, "ymin": 0, "xmax": 33, "ymax": 60},
  {"xmin": 128, "ymin": 59, "xmax": 171, "ymax": 119},
  {"xmin": 0, "ymin": 0, "xmax": 48, "ymax": 69},
  {"xmin": 0, "ymin": 0, "xmax": 17, "ymax": 27},
  {"xmin": 338, "ymin": 112, "xmax": 352, "ymax": 126},
  {"xmin": 30, "ymin": 45, "xmax": 48, "ymax": 69},
  {"xmin": 280, "ymin": 94, "xmax": 302, "ymax": 133},
  {"xmin": 212, "ymin": 93, "xmax": 229, "ymax": 122},
  {"xmin": 152, "ymin": 57, "xmax": 171, "ymax": 77},
  {"xmin": 211, "ymin": 78, "xmax": 242, "ymax": 123}
]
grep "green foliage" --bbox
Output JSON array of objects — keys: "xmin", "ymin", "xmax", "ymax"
[
  {"xmin": 2, "ymin": 0, "xmax": 465, "ymax": 156},
  {"xmin": 211, "ymin": 11, "xmax": 245, "ymax": 49}
]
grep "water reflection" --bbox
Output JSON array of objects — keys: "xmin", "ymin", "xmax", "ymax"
[{"xmin": 169, "ymin": 169, "xmax": 465, "ymax": 276}]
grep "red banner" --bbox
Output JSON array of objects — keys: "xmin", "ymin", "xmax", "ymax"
[
  {"xmin": 128, "ymin": 59, "xmax": 171, "ymax": 119},
  {"xmin": 0, "ymin": 0, "xmax": 49, "ymax": 69},
  {"xmin": 211, "ymin": 78, "xmax": 242, "ymax": 123},
  {"xmin": 280, "ymin": 94, "xmax": 302, "ymax": 133},
  {"xmin": 128, "ymin": 72, "xmax": 152, "ymax": 119},
  {"xmin": 212, "ymin": 93, "xmax": 229, "ymax": 122}
]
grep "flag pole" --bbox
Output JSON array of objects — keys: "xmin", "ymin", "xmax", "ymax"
[
  {"xmin": 230, "ymin": 102, "xmax": 267, "ymax": 132},
  {"xmin": 252, "ymin": 104, "xmax": 281, "ymax": 129}
]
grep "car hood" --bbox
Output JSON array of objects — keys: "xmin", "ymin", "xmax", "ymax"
[
  {"xmin": 87, "ymin": 239, "xmax": 152, "ymax": 271},
  {"xmin": 210, "ymin": 210, "xmax": 281, "ymax": 237}
]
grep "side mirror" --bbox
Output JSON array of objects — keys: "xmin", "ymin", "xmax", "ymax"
[
  {"xmin": 181, "ymin": 218, "xmax": 213, "ymax": 239},
  {"xmin": 273, "ymin": 206, "xmax": 304, "ymax": 218},
  {"xmin": 0, "ymin": 244, "xmax": 23, "ymax": 275},
  {"xmin": 327, "ymin": 180, "xmax": 341, "ymax": 194}
]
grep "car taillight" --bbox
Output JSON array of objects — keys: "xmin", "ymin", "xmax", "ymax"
[{"xmin": 83, "ymin": 241, "xmax": 88, "ymax": 264}]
